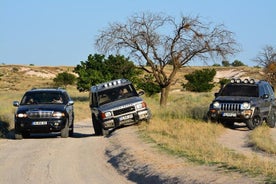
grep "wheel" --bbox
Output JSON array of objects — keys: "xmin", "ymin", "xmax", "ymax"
[
  {"xmin": 102, "ymin": 128, "xmax": 109, "ymax": 136},
  {"xmin": 266, "ymin": 109, "xmax": 276, "ymax": 128},
  {"xmin": 15, "ymin": 133, "xmax": 23, "ymax": 140},
  {"xmin": 14, "ymin": 123, "xmax": 23, "ymax": 139},
  {"xmin": 61, "ymin": 119, "xmax": 69, "ymax": 138},
  {"xmin": 92, "ymin": 116, "xmax": 102, "ymax": 136},
  {"xmin": 246, "ymin": 115, "xmax": 261, "ymax": 130},
  {"xmin": 69, "ymin": 122, "xmax": 74, "ymax": 137}
]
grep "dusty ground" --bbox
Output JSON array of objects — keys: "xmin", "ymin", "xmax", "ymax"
[
  {"xmin": 106, "ymin": 124, "xmax": 276, "ymax": 184},
  {"xmin": 0, "ymin": 121, "xmax": 275, "ymax": 184}
]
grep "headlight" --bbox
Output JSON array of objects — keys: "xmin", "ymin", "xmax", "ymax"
[
  {"xmin": 241, "ymin": 102, "xmax": 250, "ymax": 110},
  {"xmin": 136, "ymin": 102, "xmax": 147, "ymax": 110},
  {"xmin": 16, "ymin": 113, "xmax": 28, "ymax": 118},
  {"xmin": 213, "ymin": 101, "xmax": 220, "ymax": 108},
  {"xmin": 101, "ymin": 111, "xmax": 112, "ymax": 119},
  {"xmin": 52, "ymin": 112, "xmax": 65, "ymax": 118}
]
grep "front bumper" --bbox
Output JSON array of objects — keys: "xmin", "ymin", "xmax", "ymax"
[
  {"xmin": 208, "ymin": 109, "xmax": 253, "ymax": 122},
  {"xmin": 15, "ymin": 118, "xmax": 66, "ymax": 133},
  {"xmin": 102, "ymin": 109, "xmax": 150, "ymax": 130}
]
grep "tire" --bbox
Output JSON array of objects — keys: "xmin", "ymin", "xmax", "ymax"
[
  {"xmin": 14, "ymin": 123, "xmax": 23, "ymax": 139},
  {"xmin": 92, "ymin": 116, "xmax": 102, "ymax": 136},
  {"xmin": 15, "ymin": 133, "xmax": 23, "ymax": 140},
  {"xmin": 246, "ymin": 115, "xmax": 261, "ymax": 130},
  {"xmin": 69, "ymin": 121, "xmax": 74, "ymax": 137},
  {"xmin": 61, "ymin": 119, "xmax": 69, "ymax": 138},
  {"xmin": 266, "ymin": 109, "xmax": 276, "ymax": 128},
  {"xmin": 102, "ymin": 128, "xmax": 109, "ymax": 136}
]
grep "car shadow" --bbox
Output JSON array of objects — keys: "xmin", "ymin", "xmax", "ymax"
[{"xmin": 224, "ymin": 122, "xmax": 250, "ymax": 131}]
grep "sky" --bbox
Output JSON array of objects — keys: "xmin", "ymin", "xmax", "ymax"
[{"xmin": 1, "ymin": 0, "xmax": 275, "ymax": 67}]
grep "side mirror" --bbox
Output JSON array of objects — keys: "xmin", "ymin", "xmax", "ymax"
[
  {"xmin": 68, "ymin": 100, "xmax": 74, "ymax": 106},
  {"xmin": 138, "ymin": 91, "xmax": 145, "ymax": 96},
  {"xmin": 13, "ymin": 101, "xmax": 19, "ymax": 107},
  {"xmin": 214, "ymin": 93, "xmax": 219, "ymax": 98}
]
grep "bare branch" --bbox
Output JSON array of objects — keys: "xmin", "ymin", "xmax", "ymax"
[{"xmin": 95, "ymin": 12, "xmax": 239, "ymax": 106}]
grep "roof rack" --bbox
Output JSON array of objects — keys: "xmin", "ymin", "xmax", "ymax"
[{"xmin": 31, "ymin": 87, "xmax": 65, "ymax": 90}]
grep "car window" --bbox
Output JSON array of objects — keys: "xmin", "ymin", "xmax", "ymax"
[
  {"xmin": 97, "ymin": 84, "xmax": 138, "ymax": 105},
  {"xmin": 265, "ymin": 83, "xmax": 275, "ymax": 98},
  {"xmin": 220, "ymin": 84, "xmax": 258, "ymax": 97},
  {"xmin": 21, "ymin": 92, "xmax": 65, "ymax": 105}
]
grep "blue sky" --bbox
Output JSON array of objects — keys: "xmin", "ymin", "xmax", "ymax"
[{"xmin": 1, "ymin": 0, "xmax": 275, "ymax": 66}]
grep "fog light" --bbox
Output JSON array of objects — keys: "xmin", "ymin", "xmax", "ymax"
[{"xmin": 242, "ymin": 110, "xmax": 252, "ymax": 117}]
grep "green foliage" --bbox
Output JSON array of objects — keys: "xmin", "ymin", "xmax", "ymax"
[
  {"xmin": 73, "ymin": 54, "xmax": 141, "ymax": 92},
  {"xmin": 53, "ymin": 72, "xmax": 76, "ymax": 87},
  {"xmin": 136, "ymin": 74, "xmax": 161, "ymax": 96},
  {"xmin": 231, "ymin": 60, "xmax": 246, "ymax": 67},
  {"xmin": 212, "ymin": 63, "xmax": 221, "ymax": 67},
  {"xmin": 222, "ymin": 60, "xmax": 231, "ymax": 67},
  {"xmin": 183, "ymin": 68, "xmax": 216, "ymax": 92},
  {"xmin": 219, "ymin": 78, "xmax": 231, "ymax": 87}
]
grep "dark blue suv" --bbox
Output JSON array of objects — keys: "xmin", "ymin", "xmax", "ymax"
[
  {"xmin": 207, "ymin": 79, "xmax": 276, "ymax": 130},
  {"xmin": 13, "ymin": 88, "xmax": 74, "ymax": 139}
]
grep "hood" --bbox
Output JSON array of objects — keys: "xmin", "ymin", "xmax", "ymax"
[
  {"xmin": 16, "ymin": 104, "xmax": 65, "ymax": 113},
  {"xmin": 99, "ymin": 96, "xmax": 143, "ymax": 111}
]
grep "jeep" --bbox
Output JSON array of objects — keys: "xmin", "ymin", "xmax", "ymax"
[
  {"xmin": 13, "ymin": 88, "xmax": 74, "ymax": 139},
  {"xmin": 89, "ymin": 79, "xmax": 151, "ymax": 136},
  {"xmin": 207, "ymin": 78, "xmax": 276, "ymax": 130}
]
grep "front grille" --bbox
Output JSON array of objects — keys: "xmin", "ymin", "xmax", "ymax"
[
  {"xmin": 113, "ymin": 106, "xmax": 135, "ymax": 116},
  {"xmin": 220, "ymin": 103, "xmax": 241, "ymax": 111},
  {"xmin": 27, "ymin": 111, "xmax": 53, "ymax": 118}
]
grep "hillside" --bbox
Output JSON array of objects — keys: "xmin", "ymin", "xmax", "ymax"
[{"xmin": 0, "ymin": 65, "xmax": 265, "ymax": 91}]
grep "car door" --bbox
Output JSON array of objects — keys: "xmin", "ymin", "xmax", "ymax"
[{"xmin": 260, "ymin": 83, "xmax": 272, "ymax": 117}]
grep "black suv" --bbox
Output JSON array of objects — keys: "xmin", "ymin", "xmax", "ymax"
[
  {"xmin": 13, "ymin": 88, "xmax": 74, "ymax": 139},
  {"xmin": 207, "ymin": 79, "xmax": 276, "ymax": 130},
  {"xmin": 89, "ymin": 79, "xmax": 151, "ymax": 136}
]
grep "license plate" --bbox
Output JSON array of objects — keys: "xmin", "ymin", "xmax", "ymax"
[
  {"xmin": 222, "ymin": 112, "xmax": 237, "ymax": 117},
  {"xmin": 119, "ymin": 114, "xmax": 133, "ymax": 121},
  {"xmin": 32, "ymin": 121, "xmax": 47, "ymax": 125}
]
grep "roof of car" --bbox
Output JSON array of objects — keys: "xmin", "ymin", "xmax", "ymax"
[
  {"xmin": 27, "ymin": 88, "xmax": 66, "ymax": 93},
  {"xmin": 90, "ymin": 79, "xmax": 131, "ymax": 92}
]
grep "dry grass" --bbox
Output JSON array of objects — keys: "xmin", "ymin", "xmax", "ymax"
[
  {"xmin": 249, "ymin": 125, "xmax": 276, "ymax": 154},
  {"xmin": 140, "ymin": 94, "xmax": 276, "ymax": 181},
  {"xmin": 1, "ymin": 65, "xmax": 275, "ymax": 181}
]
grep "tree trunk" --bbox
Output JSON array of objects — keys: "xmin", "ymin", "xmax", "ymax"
[{"xmin": 160, "ymin": 85, "xmax": 171, "ymax": 106}]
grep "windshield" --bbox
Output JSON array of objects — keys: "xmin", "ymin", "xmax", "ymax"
[
  {"xmin": 98, "ymin": 84, "xmax": 138, "ymax": 105},
  {"xmin": 21, "ymin": 92, "xmax": 65, "ymax": 105},
  {"xmin": 220, "ymin": 84, "xmax": 259, "ymax": 97}
]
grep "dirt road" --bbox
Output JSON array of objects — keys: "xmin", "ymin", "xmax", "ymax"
[
  {"xmin": 0, "ymin": 120, "xmax": 132, "ymax": 184},
  {"xmin": 0, "ymin": 120, "xmax": 275, "ymax": 184}
]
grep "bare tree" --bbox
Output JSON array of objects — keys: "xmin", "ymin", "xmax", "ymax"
[
  {"xmin": 254, "ymin": 45, "xmax": 276, "ymax": 85},
  {"xmin": 95, "ymin": 12, "xmax": 239, "ymax": 106},
  {"xmin": 253, "ymin": 45, "xmax": 276, "ymax": 67}
]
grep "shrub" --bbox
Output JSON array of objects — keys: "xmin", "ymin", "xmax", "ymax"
[
  {"xmin": 183, "ymin": 68, "xmax": 216, "ymax": 92},
  {"xmin": 53, "ymin": 72, "xmax": 76, "ymax": 87},
  {"xmin": 136, "ymin": 74, "xmax": 161, "ymax": 96}
]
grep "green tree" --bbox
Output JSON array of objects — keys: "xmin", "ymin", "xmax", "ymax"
[
  {"xmin": 231, "ymin": 60, "xmax": 245, "ymax": 67},
  {"xmin": 183, "ymin": 69, "xmax": 216, "ymax": 92},
  {"xmin": 222, "ymin": 60, "xmax": 230, "ymax": 67},
  {"xmin": 95, "ymin": 12, "xmax": 239, "ymax": 106},
  {"xmin": 73, "ymin": 54, "xmax": 141, "ymax": 92},
  {"xmin": 53, "ymin": 72, "xmax": 76, "ymax": 87},
  {"xmin": 136, "ymin": 74, "xmax": 161, "ymax": 96}
]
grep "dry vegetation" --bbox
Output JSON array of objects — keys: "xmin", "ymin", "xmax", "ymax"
[{"xmin": 0, "ymin": 64, "xmax": 275, "ymax": 182}]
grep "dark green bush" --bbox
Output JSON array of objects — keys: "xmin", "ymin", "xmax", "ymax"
[
  {"xmin": 183, "ymin": 68, "xmax": 216, "ymax": 92},
  {"xmin": 53, "ymin": 72, "xmax": 76, "ymax": 87}
]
